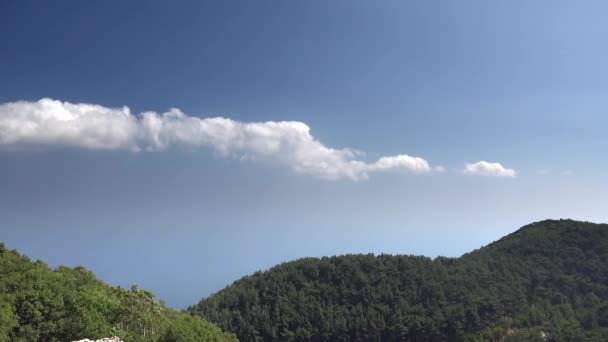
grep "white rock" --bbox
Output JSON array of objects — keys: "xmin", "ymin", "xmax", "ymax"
[{"xmin": 71, "ymin": 337, "xmax": 122, "ymax": 342}]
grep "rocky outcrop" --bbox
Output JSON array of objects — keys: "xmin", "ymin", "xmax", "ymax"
[{"xmin": 71, "ymin": 337, "xmax": 122, "ymax": 342}]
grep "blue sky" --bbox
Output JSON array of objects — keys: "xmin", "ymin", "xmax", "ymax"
[{"xmin": 1, "ymin": 0, "xmax": 608, "ymax": 307}]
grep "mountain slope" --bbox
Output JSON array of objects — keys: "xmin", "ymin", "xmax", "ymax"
[
  {"xmin": 0, "ymin": 244, "xmax": 237, "ymax": 342},
  {"xmin": 190, "ymin": 219, "xmax": 608, "ymax": 341}
]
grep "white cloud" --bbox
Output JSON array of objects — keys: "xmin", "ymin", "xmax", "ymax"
[
  {"xmin": 0, "ymin": 98, "xmax": 435, "ymax": 180},
  {"xmin": 367, "ymin": 155, "xmax": 430, "ymax": 174},
  {"xmin": 462, "ymin": 161, "xmax": 516, "ymax": 178},
  {"xmin": 0, "ymin": 98, "xmax": 140, "ymax": 150}
]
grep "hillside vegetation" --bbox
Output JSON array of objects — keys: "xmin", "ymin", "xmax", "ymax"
[
  {"xmin": 0, "ymin": 244, "xmax": 237, "ymax": 342},
  {"xmin": 190, "ymin": 219, "xmax": 608, "ymax": 341}
]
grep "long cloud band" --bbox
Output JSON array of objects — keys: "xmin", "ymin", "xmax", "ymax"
[{"xmin": 0, "ymin": 98, "xmax": 440, "ymax": 180}]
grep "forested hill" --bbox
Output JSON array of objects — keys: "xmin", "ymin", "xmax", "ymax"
[
  {"xmin": 0, "ymin": 244, "xmax": 237, "ymax": 342},
  {"xmin": 190, "ymin": 219, "xmax": 608, "ymax": 341}
]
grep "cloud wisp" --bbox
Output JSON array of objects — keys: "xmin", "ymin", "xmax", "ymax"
[
  {"xmin": 462, "ymin": 161, "xmax": 516, "ymax": 178},
  {"xmin": 0, "ymin": 98, "xmax": 435, "ymax": 180}
]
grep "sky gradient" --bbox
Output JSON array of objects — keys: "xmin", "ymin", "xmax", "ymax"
[{"xmin": 1, "ymin": 0, "xmax": 608, "ymax": 307}]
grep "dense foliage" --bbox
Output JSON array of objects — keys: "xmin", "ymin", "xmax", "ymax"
[
  {"xmin": 0, "ymin": 244, "xmax": 237, "ymax": 342},
  {"xmin": 191, "ymin": 219, "xmax": 608, "ymax": 341}
]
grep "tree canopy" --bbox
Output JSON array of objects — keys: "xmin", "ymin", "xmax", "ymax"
[
  {"xmin": 0, "ymin": 244, "xmax": 237, "ymax": 342},
  {"xmin": 190, "ymin": 219, "xmax": 608, "ymax": 341}
]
